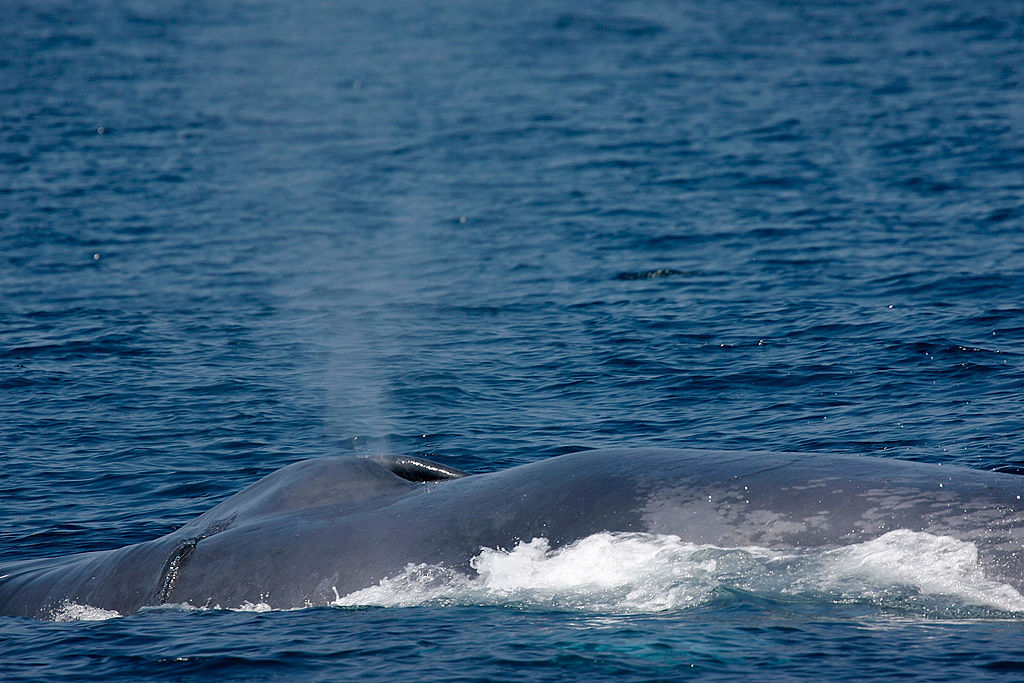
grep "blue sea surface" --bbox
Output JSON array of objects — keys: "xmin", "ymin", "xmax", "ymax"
[{"xmin": 3, "ymin": 0, "xmax": 1024, "ymax": 679}]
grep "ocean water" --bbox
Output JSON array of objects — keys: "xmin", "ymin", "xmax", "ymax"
[{"xmin": 2, "ymin": 0, "xmax": 1024, "ymax": 679}]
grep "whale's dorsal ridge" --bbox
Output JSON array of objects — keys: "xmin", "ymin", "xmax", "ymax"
[
  {"xmin": 183, "ymin": 456, "xmax": 453, "ymax": 530},
  {"xmin": 368, "ymin": 454, "xmax": 470, "ymax": 482}
]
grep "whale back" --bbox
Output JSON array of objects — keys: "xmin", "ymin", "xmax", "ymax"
[
  {"xmin": 0, "ymin": 455, "xmax": 464, "ymax": 619},
  {"xmin": 5, "ymin": 449, "xmax": 1024, "ymax": 619}
]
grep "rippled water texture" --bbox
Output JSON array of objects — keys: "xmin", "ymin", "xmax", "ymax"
[{"xmin": 2, "ymin": 0, "xmax": 1024, "ymax": 679}]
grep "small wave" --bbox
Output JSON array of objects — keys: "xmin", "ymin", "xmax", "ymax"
[
  {"xmin": 614, "ymin": 268, "xmax": 688, "ymax": 281},
  {"xmin": 333, "ymin": 531, "xmax": 1024, "ymax": 616}
]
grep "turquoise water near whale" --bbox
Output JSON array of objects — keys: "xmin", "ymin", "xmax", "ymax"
[{"xmin": 3, "ymin": 0, "xmax": 1024, "ymax": 679}]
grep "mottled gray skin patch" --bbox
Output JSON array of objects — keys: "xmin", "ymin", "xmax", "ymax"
[
  {"xmin": 2, "ymin": 449, "xmax": 1023, "ymax": 619},
  {"xmin": 639, "ymin": 450, "xmax": 1024, "ymax": 584}
]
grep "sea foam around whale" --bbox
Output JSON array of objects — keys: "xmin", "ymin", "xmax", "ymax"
[
  {"xmin": 49, "ymin": 530, "xmax": 1024, "ymax": 621},
  {"xmin": 332, "ymin": 530, "xmax": 1024, "ymax": 616}
]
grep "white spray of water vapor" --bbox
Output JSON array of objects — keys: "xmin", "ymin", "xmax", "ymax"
[{"xmin": 310, "ymin": 191, "xmax": 459, "ymax": 454}]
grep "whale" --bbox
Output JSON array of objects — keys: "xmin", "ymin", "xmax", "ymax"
[{"xmin": 2, "ymin": 448, "xmax": 1024, "ymax": 619}]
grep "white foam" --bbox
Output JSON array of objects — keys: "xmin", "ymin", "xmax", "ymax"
[
  {"xmin": 823, "ymin": 529, "xmax": 1024, "ymax": 612},
  {"xmin": 161, "ymin": 599, "xmax": 275, "ymax": 614},
  {"xmin": 332, "ymin": 530, "xmax": 1024, "ymax": 616},
  {"xmin": 51, "ymin": 602, "xmax": 122, "ymax": 622},
  {"xmin": 231, "ymin": 600, "xmax": 274, "ymax": 613}
]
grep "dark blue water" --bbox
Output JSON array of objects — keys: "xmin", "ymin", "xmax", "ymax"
[{"xmin": 3, "ymin": 0, "xmax": 1024, "ymax": 679}]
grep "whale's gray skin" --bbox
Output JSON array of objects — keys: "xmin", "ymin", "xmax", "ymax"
[{"xmin": 2, "ymin": 448, "xmax": 1024, "ymax": 619}]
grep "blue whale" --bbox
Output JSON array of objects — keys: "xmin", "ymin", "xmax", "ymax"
[{"xmin": 2, "ymin": 448, "xmax": 1023, "ymax": 619}]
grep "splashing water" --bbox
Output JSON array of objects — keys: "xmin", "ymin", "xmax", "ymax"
[
  {"xmin": 333, "ymin": 531, "xmax": 1024, "ymax": 616},
  {"xmin": 46, "ymin": 530, "xmax": 1024, "ymax": 621},
  {"xmin": 51, "ymin": 603, "xmax": 123, "ymax": 622}
]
